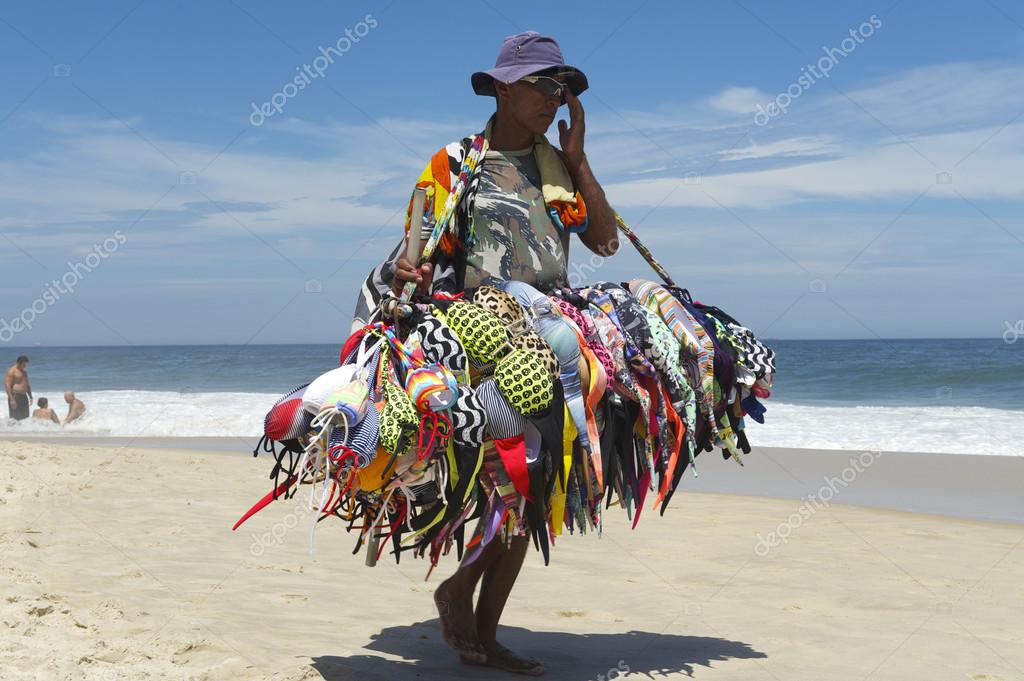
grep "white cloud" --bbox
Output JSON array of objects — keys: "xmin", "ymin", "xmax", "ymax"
[
  {"xmin": 717, "ymin": 135, "xmax": 838, "ymax": 161},
  {"xmin": 600, "ymin": 61, "xmax": 1024, "ymax": 208},
  {"xmin": 825, "ymin": 61, "xmax": 1024, "ymax": 135},
  {"xmin": 4, "ymin": 60, "xmax": 1022, "ymax": 256},
  {"xmin": 607, "ymin": 122, "xmax": 1024, "ymax": 208},
  {"xmin": 0, "ymin": 117, "xmax": 432, "ymax": 245},
  {"xmin": 707, "ymin": 86, "xmax": 769, "ymax": 115}
]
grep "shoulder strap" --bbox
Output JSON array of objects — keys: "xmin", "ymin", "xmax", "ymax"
[
  {"xmin": 613, "ymin": 212, "xmax": 676, "ymax": 289},
  {"xmin": 452, "ymin": 137, "xmax": 475, "ymax": 291},
  {"xmin": 398, "ymin": 134, "xmax": 488, "ymax": 304}
]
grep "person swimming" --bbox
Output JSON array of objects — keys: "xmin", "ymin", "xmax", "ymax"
[
  {"xmin": 32, "ymin": 397, "xmax": 60, "ymax": 425},
  {"xmin": 64, "ymin": 391, "xmax": 86, "ymax": 424}
]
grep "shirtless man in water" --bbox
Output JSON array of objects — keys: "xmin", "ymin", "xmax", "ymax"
[
  {"xmin": 32, "ymin": 397, "xmax": 61, "ymax": 424},
  {"xmin": 64, "ymin": 391, "xmax": 86, "ymax": 424},
  {"xmin": 5, "ymin": 356, "xmax": 32, "ymax": 421}
]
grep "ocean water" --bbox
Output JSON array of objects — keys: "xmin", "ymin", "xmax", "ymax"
[{"xmin": 2, "ymin": 339, "xmax": 1021, "ymax": 455}]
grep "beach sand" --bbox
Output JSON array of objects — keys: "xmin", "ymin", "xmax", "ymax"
[{"xmin": 1, "ymin": 439, "xmax": 1021, "ymax": 680}]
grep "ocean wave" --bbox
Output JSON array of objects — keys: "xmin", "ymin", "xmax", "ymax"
[
  {"xmin": 3, "ymin": 391, "xmax": 1022, "ymax": 456},
  {"xmin": 0, "ymin": 390, "xmax": 273, "ymax": 438},
  {"xmin": 745, "ymin": 402, "xmax": 1024, "ymax": 456}
]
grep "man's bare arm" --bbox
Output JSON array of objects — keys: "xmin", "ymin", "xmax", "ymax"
[
  {"xmin": 566, "ymin": 154, "xmax": 618, "ymax": 257},
  {"xmin": 67, "ymin": 403, "xmax": 85, "ymax": 423}
]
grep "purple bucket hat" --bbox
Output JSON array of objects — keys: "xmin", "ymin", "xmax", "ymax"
[{"xmin": 471, "ymin": 31, "xmax": 589, "ymax": 97}]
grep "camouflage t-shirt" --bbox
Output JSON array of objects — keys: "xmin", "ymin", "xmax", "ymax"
[{"xmin": 464, "ymin": 146, "xmax": 570, "ymax": 292}]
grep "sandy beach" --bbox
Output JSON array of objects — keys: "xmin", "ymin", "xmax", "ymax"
[{"xmin": 2, "ymin": 438, "xmax": 1022, "ymax": 681}]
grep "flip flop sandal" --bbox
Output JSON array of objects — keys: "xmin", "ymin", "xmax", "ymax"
[{"xmin": 459, "ymin": 650, "xmax": 545, "ymax": 676}]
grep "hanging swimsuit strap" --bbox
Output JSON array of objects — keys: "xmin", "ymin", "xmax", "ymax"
[{"xmin": 613, "ymin": 211, "xmax": 677, "ymax": 289}]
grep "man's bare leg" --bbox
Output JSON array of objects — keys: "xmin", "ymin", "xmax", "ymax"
[
  {"xmin": 470, "ymin": 534, "xmax": 544, "ymax": 675},
  {"xmin": 434, "ymin": 534, "xmax": 505, "ymax": 662}
]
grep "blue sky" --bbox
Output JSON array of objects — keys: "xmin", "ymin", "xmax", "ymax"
[{"xmin": 1, "ymin": 0, "xmax": 1022, "ymax": 345}]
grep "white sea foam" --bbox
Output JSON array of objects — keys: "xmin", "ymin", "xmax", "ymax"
[
  {"xmin": 3, "ymin": 391, "xmax": 1022, "ymax": 456},
  {"xmin": 745, "ymin": 402, "xmax": 1024, "ymax": 456},
  {"xmin": 1, "ymin": 390, "xmax": 274, "ymax": 438}
]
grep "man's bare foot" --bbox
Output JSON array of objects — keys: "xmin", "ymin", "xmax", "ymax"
[
  {"xmin": 461, "ymin": 642, "xmax": 545, "ymax": 676},
  {"xmin": 434, "ymin": 578, "xmax": 486, "ymax": 663}
]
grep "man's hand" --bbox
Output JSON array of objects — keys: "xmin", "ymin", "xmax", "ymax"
[
  {"xmin": 557, "ymin": 89, "xmax": 586, "ymax": 172},
  {"xmin": 391, "ymin": 257, "xmax": 433, "ymax": 296},
  {"xmin": 555, "ymin": 88, "xmax": 619, "ymax": 257}
]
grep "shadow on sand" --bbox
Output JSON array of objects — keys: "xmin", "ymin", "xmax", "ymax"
[{"xmin": 309, "ymin": 618, "xmax": 765, "ymax": 680}]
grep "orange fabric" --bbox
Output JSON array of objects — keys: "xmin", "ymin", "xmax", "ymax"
[
  {"xmin": 431, "ymin": 149, "xmax": 451, "ymax": 193},
  {"xmin": 578, "ymin": 338, "xmax": 606, "ymax": 491},
  {"xmin": 403, "ymin": 146, "xmax": 460, "ymax": 257},
  {"xmin": 356, "ymin": 446, "xmax": 398, "ymax": 492},
  {"xmin": 655, "ymin": 383, "xmax": 684, "ymax": 509},
  {"xmin": 437, "ymin": 232, "xmax": 460, "ymax": 257},
  {"xmin": 551, "ymin": 192, "xmax": 588, "ymax": 227}
]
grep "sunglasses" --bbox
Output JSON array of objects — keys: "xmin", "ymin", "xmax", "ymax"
[{"xmin": 518, "ymin": 75, "xmax": 567, "ymax": 103}]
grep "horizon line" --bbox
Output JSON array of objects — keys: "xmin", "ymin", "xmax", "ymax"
[{"xmin": 1, "ymin": 336, "xmax": 1016, "ymax": 350}]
